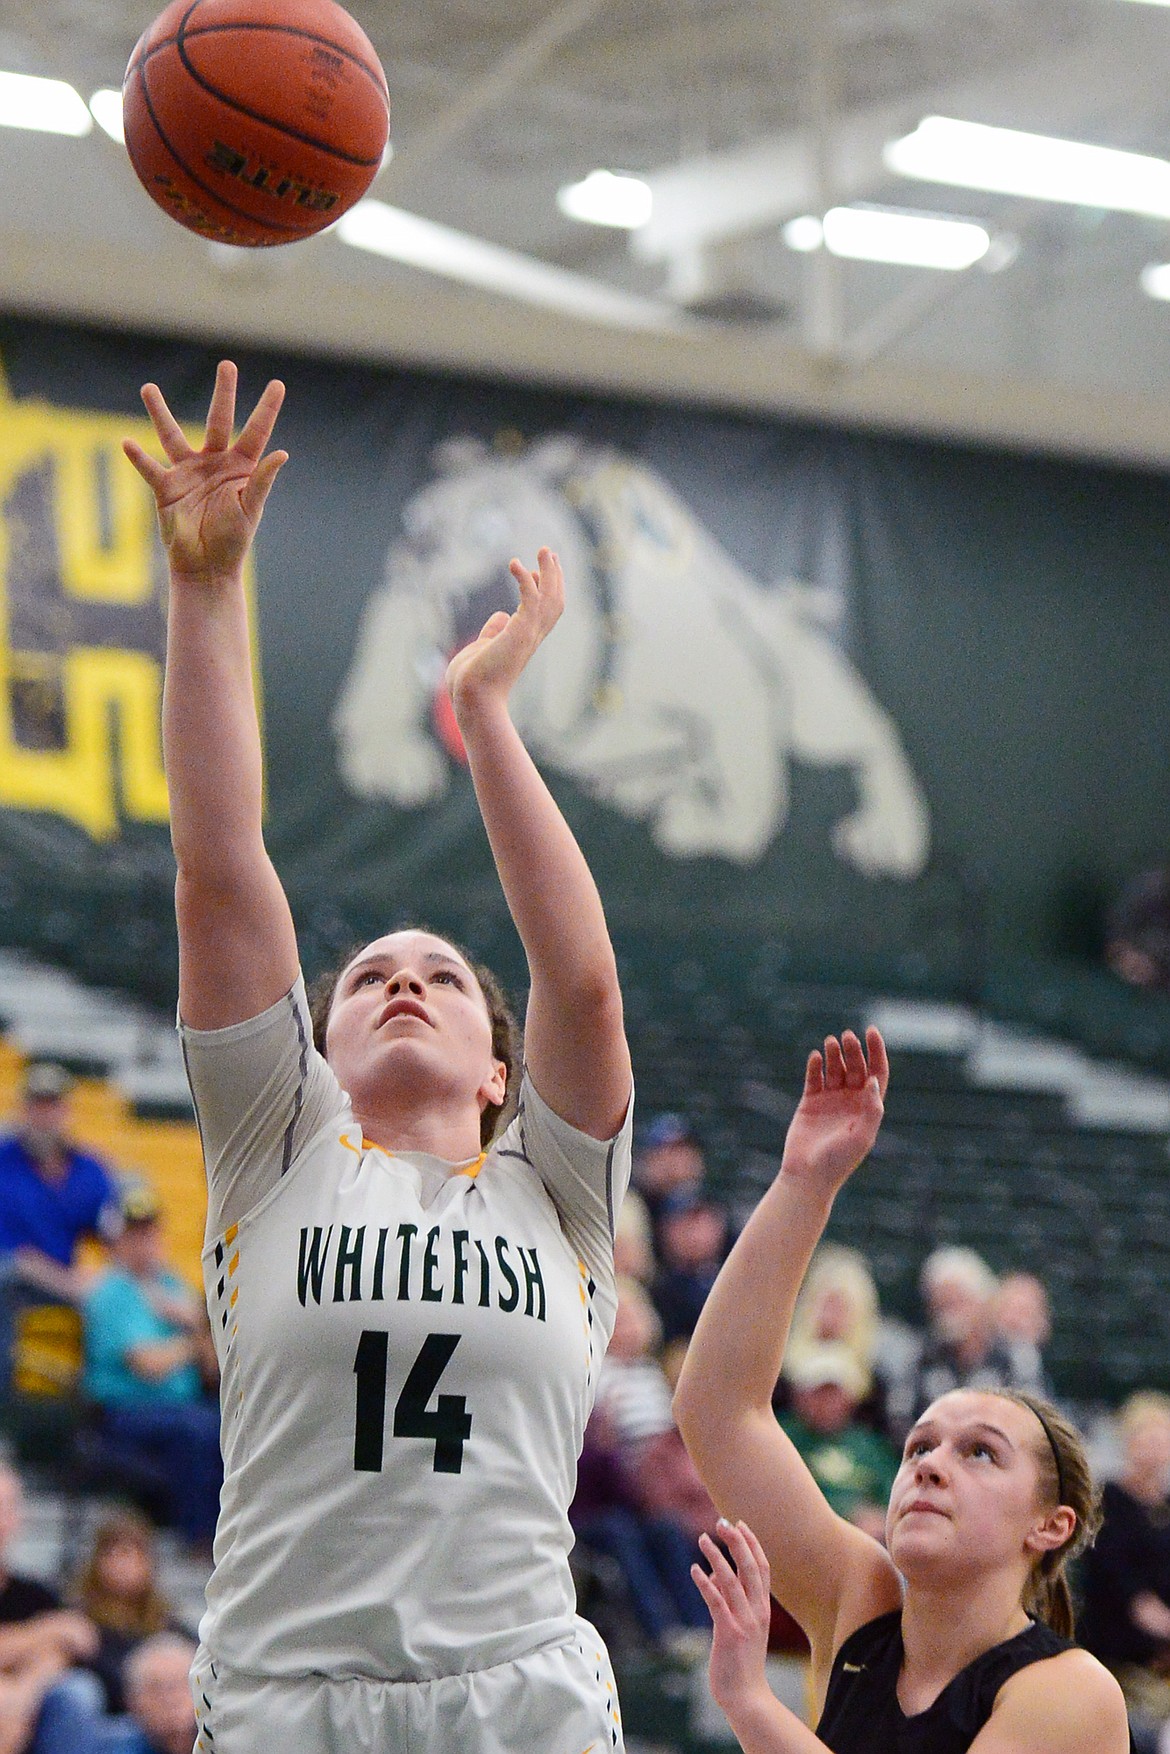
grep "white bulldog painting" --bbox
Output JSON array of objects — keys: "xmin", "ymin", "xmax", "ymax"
[{"xmin": 332, "ymin": 437, "xmax": 930, "ymax": 877}]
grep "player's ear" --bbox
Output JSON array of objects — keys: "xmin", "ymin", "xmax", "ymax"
[
  {"xmin": 1025, "ymin": 1504, "xmax": 1076, "ymax": 1556},
  {"xmin": 479, "ymin": 1058, "xmax": 508, "ymax": 1112}
]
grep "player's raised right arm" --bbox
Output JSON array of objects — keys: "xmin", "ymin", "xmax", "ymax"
[
  {"xmin": 124, "ymin": 359, "xmax": 298, "ymax": 1029},
  {"xmin": 673, "ymin": 1029, "xmax": 899, "ymax": 1672}
]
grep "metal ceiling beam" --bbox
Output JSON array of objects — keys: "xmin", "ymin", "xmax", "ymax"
[
  {"xmin": 387, "ymin": 0, "xmax": 613, "ymax": 198},
  {"xmin": 631, "ymin": 7, "xmax": 1167, "ymax": 263}
]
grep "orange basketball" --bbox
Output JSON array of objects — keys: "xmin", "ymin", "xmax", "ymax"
[{"xmin": 122, "ymin": 0, "xmax": 390, "ymax": 247}]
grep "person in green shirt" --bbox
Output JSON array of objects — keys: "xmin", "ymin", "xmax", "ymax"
[{"xmin": 778, "ymin": 1342, "xmax": 898, "ymax": 1541}]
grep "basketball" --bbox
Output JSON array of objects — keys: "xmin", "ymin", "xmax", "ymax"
[{"xmin": 122, "ymin": 0, "xmax": 390, "ymax": 247}]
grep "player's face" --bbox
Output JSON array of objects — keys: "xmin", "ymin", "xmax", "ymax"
[
  {"xmin": 325, "ymin": 930, "xmax": 506, "ymax": 1129},
  {"xmin": 887, "ymin": 1391, "xmax": 1055, "ymax": 1584}
]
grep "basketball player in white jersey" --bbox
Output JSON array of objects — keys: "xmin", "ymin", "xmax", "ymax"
[{"xmin": 123, "ymin": 362, "xmax": 633, "ymax": 1753}]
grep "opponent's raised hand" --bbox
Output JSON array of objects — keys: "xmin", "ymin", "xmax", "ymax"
[
  {"xmin": 693, "ymin": 1519, "xmax": 774, "ymax": 1719},
  {"xmin": 123, "ymin": 359, "xmax": 287, "ymax": 583},
  {"xmin": 445, "ymin": 545, "xmax": 564, "ymax": 719},
  {"xmin": 780, "ymin": 1026, "xmax": 888, "ymax": 1201}
]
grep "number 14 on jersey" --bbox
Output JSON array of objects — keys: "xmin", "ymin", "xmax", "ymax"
[{"xmin": 353, "ymin": 1330, "xmax": 473, "ymax": 1475}]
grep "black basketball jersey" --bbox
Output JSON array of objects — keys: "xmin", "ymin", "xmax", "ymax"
[{"xmin": 815, "ymin": 1609, "xmax": 1076, "ymax": 1754}]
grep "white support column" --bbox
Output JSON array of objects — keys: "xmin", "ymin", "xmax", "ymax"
[{"xmin": 802, "ymin": 0, "xmax": 844, "ymax": 363}]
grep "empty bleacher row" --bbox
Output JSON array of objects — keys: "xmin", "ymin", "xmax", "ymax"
[
  {"xmin": 1, "ymin": 943, "xmax": 1169, "ymax": 1405},
  {"xmin": 620, "ymin": 967, "xmax": 1170, "ymax": 1407}
]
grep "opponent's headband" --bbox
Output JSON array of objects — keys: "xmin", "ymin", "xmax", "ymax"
[{"xmin": 1030, "ymin": 1402, "xmax": 1068, "ymax": 1508}]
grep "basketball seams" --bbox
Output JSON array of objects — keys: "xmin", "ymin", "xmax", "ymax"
[
  {"xmin": 130, "ymin": 60, "xmax": 306, "ymax": 240},
  {"xmin": 169, "ymin": 24, "xmax": 385, "ymax": 167},
  {"xmin": 157, "ymin": 21, "xmax": 388, "ymax": 98},
  {"xmin": 123, "ymin": 0, "xmax": 390, "ymax": 244}
]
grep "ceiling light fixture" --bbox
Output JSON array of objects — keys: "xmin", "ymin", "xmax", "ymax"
[
  {"xmin": 782, "ymin": 205, "xmax": 990, "ymax": 270},
  {"xmin": 556, "ymin": 170, "xmax": 652, "ymax": 229},
  {"xmin": 88, "ymin": 88, "xmax": 124, "ymax": 142},
  {"xmin": 1140, "ymin": 262, "xmax": 1170, "ymax": 299},
  {"xmin": 885, "ymin": 116, "xmax": 1170, "ymax": 220},
  {"xmin": 0, "ymin": 70, "xmax": 92, "ymax": 136},
  {"xmin": 335, "ymin": 198, "xmax": 681, "ymax": 329}
]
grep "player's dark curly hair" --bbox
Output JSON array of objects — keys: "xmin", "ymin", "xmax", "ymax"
[{"xmin": 307, "ymin": 929, "xmax": 521, "ymax": 1149}]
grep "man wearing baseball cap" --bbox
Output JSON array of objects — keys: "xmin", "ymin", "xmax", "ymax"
[
  {"xmin": 0, "ymin": 1061, "xmax": 121, "ymax": 1409},
  {"xmin": 82, "ymin": 1181, "xmax": 222, "ymax": 1549}
]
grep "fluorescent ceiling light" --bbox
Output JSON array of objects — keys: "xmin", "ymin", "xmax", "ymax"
[
  {"xmin": 782, "ymin": 215, "xmax": 823, "ymax": 253},
  {"xmin": 336, "ymin": 198, "xmax": 682, "ymax": 330},
  {"xmin": 1140, "ymin": 262, "xmax": 1170, "ymax": 299},
  {"xmin": 89, "ymin": 88, "xmax": 124, "ymax": 142},
  {"xmin": 556, "ymin": 170, "xmax": 652, "ymax": 229},
  {"xmin": 0, "ymin": 70, "xmax": 92, "ymax": 136},
  {"xmin": 886, "ymin": 116, "xmax": 1170, "ymax": 220},
  {"xmin": 782, "ymin": 206, "xmax": 989, "ymax": 269}
]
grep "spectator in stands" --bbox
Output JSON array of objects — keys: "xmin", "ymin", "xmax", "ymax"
[
  {"xmin": 1078, "ymin": 1392, "xmax": 1170, "ymax": 1753},
  {"xmin": 633, "ymin": 1113, "xmax": 705, "ymax": 1251},
  {"xmin": 995, "ymin": 1269, "xmax": 1056, "ymax": 1400},
  {"xmin": 613, "ymin": 1185, "xmax": 655, "ymax": 1287},
  {"xmin": 782, "ymin": 1243, "xmax": 884, "ymax": 1425},
  {"xmin": 651, "ymin": 1186, "xmax": 728, "ymax": 1348},
  {"xmin": 0, "ymin": 1063, "xmax": 120, "ymax": 1399},
  {"xmin": 1105, "ymin": 867, "xmax": 1170, "ymax": 992},
  {"xmin": 570, "ymin": 1403, "xmax": 710, "ymax": 1660},
  {"xmin": 777, "ymin": 1343, "xmax": 899, "ymax": 1544},
  {"xmin": 69, "ymin": 1510, "xmax": 181, "ymax": 1715},
  {"xmin": 883, "ymin": 1245, "xmax": 1046, "ymax": 1442},
  {"xmin": 97, "ymin": 1632, "xmax": 198, "ymax": 1754},
  {"xmin": 82, "ymin": 1184, "xmax": 222, "ymax": 1549},
  {"xmin": 595, "ymin": 1276, "xmax": 675, "ymax": 1450},
  {"xmin": 0, "ymin": 1460, "xmax": 106, "ymax": 1754}
]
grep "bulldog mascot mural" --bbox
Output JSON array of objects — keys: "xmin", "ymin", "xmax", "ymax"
[{"xmin": 332, "ymin": 437, "xmax": 930, "ymax": 877}]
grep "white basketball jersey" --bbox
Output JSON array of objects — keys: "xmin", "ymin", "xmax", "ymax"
[{"xmin": 182, "ymin": 977, "xmax": 631, "ymax": 1681}]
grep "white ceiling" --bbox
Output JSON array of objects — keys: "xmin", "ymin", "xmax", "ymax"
[{"xmin": 4, "ymin": 0, "xmax": 1170, "ymax": 465}]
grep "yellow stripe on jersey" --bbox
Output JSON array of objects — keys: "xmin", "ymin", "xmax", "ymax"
[{"xmin": 339, "ymin": 1132, "xmax": 486, "ymax": 1177}]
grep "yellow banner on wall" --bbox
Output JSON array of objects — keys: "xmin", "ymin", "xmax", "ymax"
[{"xmin": 0, "ymin": 363, "xmax": 260, "ymax": 840}]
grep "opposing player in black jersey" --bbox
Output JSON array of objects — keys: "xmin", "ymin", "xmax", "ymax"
[{"xmin": 675, "ymin": 1028, "xmax": 1130, "ymax": 1754}]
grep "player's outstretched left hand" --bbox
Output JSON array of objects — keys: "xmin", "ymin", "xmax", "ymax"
[
  {"xmin": 779, "ymin": 1026, "xmax": 888, "ymax": 1203},
  {"xmin": 445, "ymin": 546, "xmax": 564, "ymax": 721},
  {"xmin": 123, "ymin": 359, "xmax": 287, "ymax": 584}
]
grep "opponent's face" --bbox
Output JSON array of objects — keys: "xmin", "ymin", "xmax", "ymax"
[
  {"xmin": 325, "ymin": 930, "xmax": 506, "ymax": 1128},
  {"xmin": 886, "ymin": 1391, "xmax": 1068, "ymax": 1583}
]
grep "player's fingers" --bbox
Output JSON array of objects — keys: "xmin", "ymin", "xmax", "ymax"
[
  {"xmin": 536, "ymin": 545, "xmax": 565, "ymax": 610},
  {"xmin": 236, "ymin": 378, "xmax": 287, "ymax": 462},
  {"xmin": 823, "ymin": 1035, "xmax": 846, "ymax": 1088},
  {"xmin": 690, "ymin": 1563, "xmax": 732, "ymax": 1628},
  {"xmin": 203, "ymin": 360, "xmax": 239, "ymax": 452},
  {"xmin": 475, "ymin": 610, "xmax": 512, "ymax": 642},
  {"xmin": 866, "ymin": 1025, "xmax": 890, "ymax": 1097},
  {"xmin": 699, "ymin": 1529, "xmax": 743, "ymax": 1600},
  {"xmin": 508, "ymin": 557, "xmax": 538, "ymax": 599},
  {"xmin": 734, "ymin": 1521, "xmax": 773, "ymax": 1596},
  {"xmin": 122, "ymin": 438, "xmax": 169, "ymax": 493},
  {"xmin": 240, "ymin": 449, "xmax": 289, "ymax": 521},
  {"xmin": 719, "ymin": 1521, "xmax": 767, "ymax": 1611},
  {"xmin": 804, "ymin": 1049, "xmax": 824, "ymax": 1097},
  {"xmin": 841, "ymin": 1029, "xmax": 868, "ymax": 1087},
  {"xmin": 139, "ymin": 384, "xmax": 194, "ymax": 463}
]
